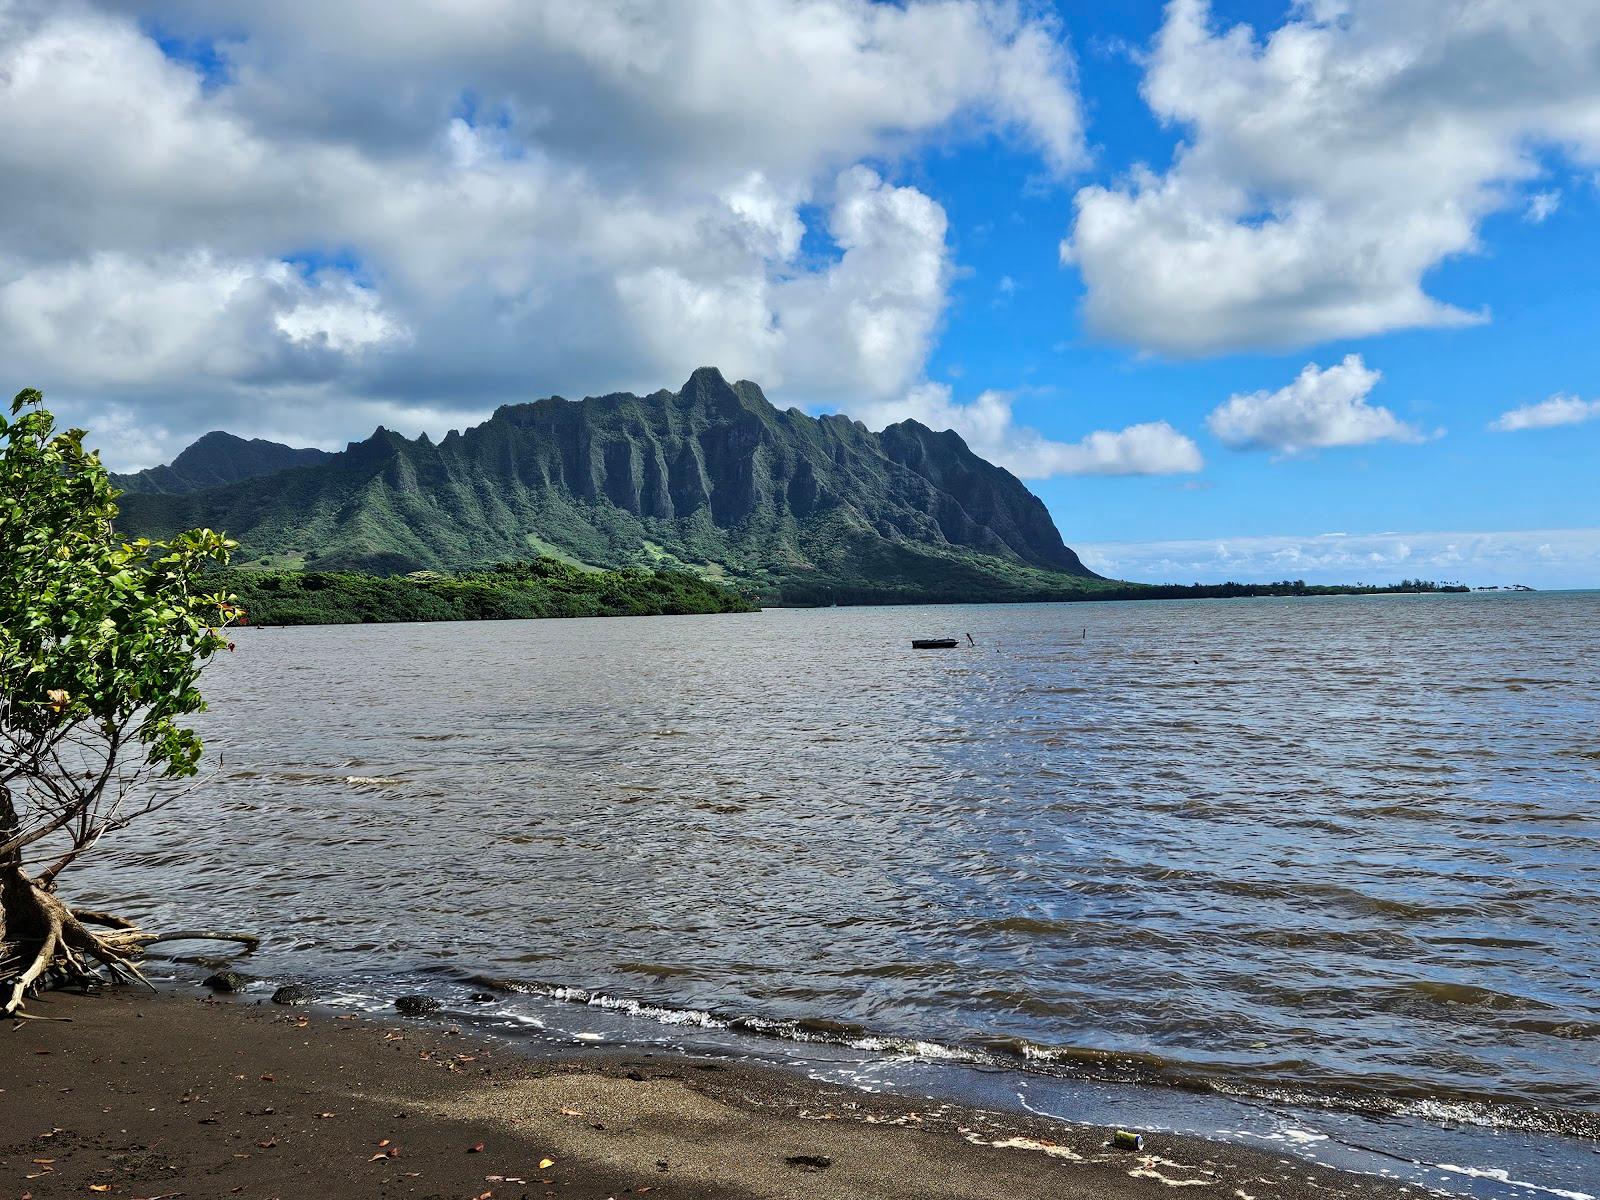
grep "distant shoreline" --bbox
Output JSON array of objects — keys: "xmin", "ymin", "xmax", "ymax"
[
  {"xmin": 773, "ymin": 579, "xmax": 1474, "ymax": 608},
  {"xmin": 216, "ymin": 558, "xmax": 1475, "ymax": 627}
]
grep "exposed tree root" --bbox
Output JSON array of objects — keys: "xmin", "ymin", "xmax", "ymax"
[{"xmin": 1, "ymin": 867, "xmax": 257, "ymax": 1017}]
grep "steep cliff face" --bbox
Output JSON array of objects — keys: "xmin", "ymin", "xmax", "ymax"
[
  {"xmin": 110, "ymin": 431, "xmax": 332, "ymax": 495},
  {"xmin": 116, "ymin": 368, "xmax": 1100, "ymax": 602}
]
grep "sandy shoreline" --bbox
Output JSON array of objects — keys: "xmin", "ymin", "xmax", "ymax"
[{"xmin": 0, "ymin": 988, "xmax": 1421, "ymax": 1200}]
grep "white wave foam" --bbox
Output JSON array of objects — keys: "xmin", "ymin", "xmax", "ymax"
[
  {"xmin": 539, "ymin": 985, "xmax": 729, "ymax": 1030},
  {"xmin": 1234, "ymin": 1128, "xmax": 1329, "ymax": 1147},
  {"xmin": 1129, "ymin": 1156, "xmax": 1220, "ymax": 1188},
  {"xmin": 959, "ymin": 1129, "xmax": 1084, "ymax": 1161},
  {"xmin": 1434, "ymin": 1163, "xmax": 1595, "ymax": 1200},
  {"xmin": 848, "ymin": 1035, "xmax": 980, "ymax": 1062}
]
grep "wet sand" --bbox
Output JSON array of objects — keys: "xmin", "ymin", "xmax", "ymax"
[{"xmin": 1, "ymin": 989, "xmax": 1413, "ymax": 1200}]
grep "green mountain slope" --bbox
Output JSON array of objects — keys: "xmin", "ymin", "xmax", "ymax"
[
  {"xmin": 115, "ymin": 368, "xmax": 1107, "ymax": 603},
  {"xmin": 110, "ymin": 431, "xmax": 332, "ymax": 495}
]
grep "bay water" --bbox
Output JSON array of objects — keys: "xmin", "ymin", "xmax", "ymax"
[{"xmin": 74, "ymin": 592, "xmax": 1600, "ymax": 1196}]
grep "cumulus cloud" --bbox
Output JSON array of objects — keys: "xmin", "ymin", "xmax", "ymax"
[
  {"xmin": 1490, "ymin": 393, "xmax": 1600, "ymax": 432},
  {"xmin": 1207, "ymin": 355, "xmax": 1428, "ymax": 454},
  {"xmin": 0, "ymin": 0, "xmax": 1085, "ymax": 467},
  {"xmin": 1077, "ymin": 528, "xmax": 1600, "ymax": 590},
  {"xmin": 0, "ymin": 252, "xmax": 407, "ymax": 388},
  {"xmin": 1062, "ymin": 0, "xmax": 1600, "ymax": 355},
  {"xmin": 854, "ymin": 384, "xmax": 1203, "ymax": 478},
  {"xmin": 769, "ymin": 167, "xmax": 953, "ymax": 399}
]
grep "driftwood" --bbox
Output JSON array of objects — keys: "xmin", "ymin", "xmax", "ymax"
[{"xmin": 1, "ymin": 864, "xmax": 257, "ymax": 1016}]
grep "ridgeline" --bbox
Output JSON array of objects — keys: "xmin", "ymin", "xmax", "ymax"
[{"xmin": 116, "ymin": 368, "xmax": 1102, "ymax": 606}]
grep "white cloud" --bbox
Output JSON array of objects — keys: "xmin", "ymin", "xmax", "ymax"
[
  {"xmin": 1062, "ymin": 0, "xmax": 1600, "ymax": 355},
  {"xmin": 83, "ymin": 403, "xmax": 169, "ymax": 471},
  {"xmin": 1207, "ymin": 354, "xmax": 1428, "ymax": 454},
  {"xmin": 1077, "ymin": 528, "xmax": 1600, "ymax": 590},
  {"xmin": 0, "ymin": 0, "xmax": 1085, "ymax": 466},
  {"xmin": 1525, "ymin": 190, "xmax": 1562, "ymax": 223},
  {"xmin": 0, "ymin": 251, "xmax": 405, "ymax": 388},
  {"xmin": 770, "ymin": 166, "xmax": 952, "ymax": 399},
  {"xmin": 1490, "ymin": 393, "xmax": 1600, "ymax": 432},
  {"xmin": 853, "ymin": 383, "xmax": 1203, "ymax": 478}
]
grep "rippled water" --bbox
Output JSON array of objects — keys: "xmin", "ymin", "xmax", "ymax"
[{"xmin": 73, "ymin": 592, "xmax": 1600, "ymax": 1193}]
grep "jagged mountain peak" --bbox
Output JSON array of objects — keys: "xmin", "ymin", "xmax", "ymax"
[
  {"xmin": 114, "ymin": 371, "xmax": 1098, "ymax": 602},
  {"xmin": 110, "ymin": 431, "xmax": 333, "ymax": 496}
]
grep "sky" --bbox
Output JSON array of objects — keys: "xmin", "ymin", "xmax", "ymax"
[{"xmin": 1, "ymin": 0, "xmax": 1598, "ymax": 587}]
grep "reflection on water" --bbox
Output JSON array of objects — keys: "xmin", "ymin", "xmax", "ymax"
[{"xmin": 73, "ymin": 592, "xmax": 1600, "ymax": 1183}]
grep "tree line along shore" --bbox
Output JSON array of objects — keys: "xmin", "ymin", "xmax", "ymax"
[
  {"xmin": 220, "ymin": 559, "xmax": 1471, "ymax": 627},
  {"xmin": 218, "ymin": 557, "xmax": 760, "ymax": 626}
]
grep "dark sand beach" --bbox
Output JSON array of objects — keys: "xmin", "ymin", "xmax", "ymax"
[{"xmin": 0, "ymin": 989, "xmax": 1414, "ymax": 1200}]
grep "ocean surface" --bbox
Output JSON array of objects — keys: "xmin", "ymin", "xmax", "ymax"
[{"xmin": 73, "ymin": 592, "xmax": 1600, "ymax": 1197}]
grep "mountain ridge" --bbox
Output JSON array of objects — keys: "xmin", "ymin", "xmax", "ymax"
[
  {"xmin": 114, "ymin": 368, "xmax": 1103, "ymax": 603},
  {"xmin": 109, "ymin": 431, "xmax": 333, "ymax": 495}
]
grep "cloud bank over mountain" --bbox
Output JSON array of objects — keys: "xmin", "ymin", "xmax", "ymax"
[{"xmin": 0, "ymin": 0, "xmax": 1086, "ymax": 466}]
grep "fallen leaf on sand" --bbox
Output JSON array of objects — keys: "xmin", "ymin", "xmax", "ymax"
[
  {"xmin": 368, "ymin": 1152, "xmax": 391, "ymax": 1163},
  {"xmin": 88, "ymin": 1187, "xmax": 113, "ymax": 1194},
  {"xmin": 539, "ymin": 1158, "xmax": 555, "ymax": 1169},
  {"xmin": 256, "ymin": 1138, "xmax": 277, "ymax": 1149},
  {"xmin": 559, "ymin": 1107, "xmax": 584, "ymax": 1117},
  {"xmin": 31, "ymin": 1158, "xmax": 55, "ymax": 1164},
  {"xmin": 468, "ymin": 1141, "xmax": 486, "ymax": 1153},
  {"xmin": 259, "ymin": 1074, "xmax": 274, "ymax": 1082},
  {"xmin": 377, "ymin": 1139, "xmax": 392, "ymax": 1147}
]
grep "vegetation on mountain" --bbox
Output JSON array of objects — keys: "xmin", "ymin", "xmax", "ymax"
[
  {"xmin": 220, "ymin": 558, "xmax": 757, "ymax": 626},
  {"xmin": 115, "ymin": 368, "xmax": 1102, "ymax": 604},
  {"xmin": 1, "ymin": 390, "xmax": 251, "ymax": 1017}
]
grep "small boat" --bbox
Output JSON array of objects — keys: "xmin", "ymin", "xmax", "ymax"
[{"xmin": 911, "ymin": 638, "xmax": 960, "ymax": 649}]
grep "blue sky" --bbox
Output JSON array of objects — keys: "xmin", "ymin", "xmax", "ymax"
[
  {"xmin": 905, "ymin": 3, "xmax": 1600, "ymax": 579},
  {"xmin": 2, "ymin": 0, "xmax": 1597, "ymax": 585}
]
